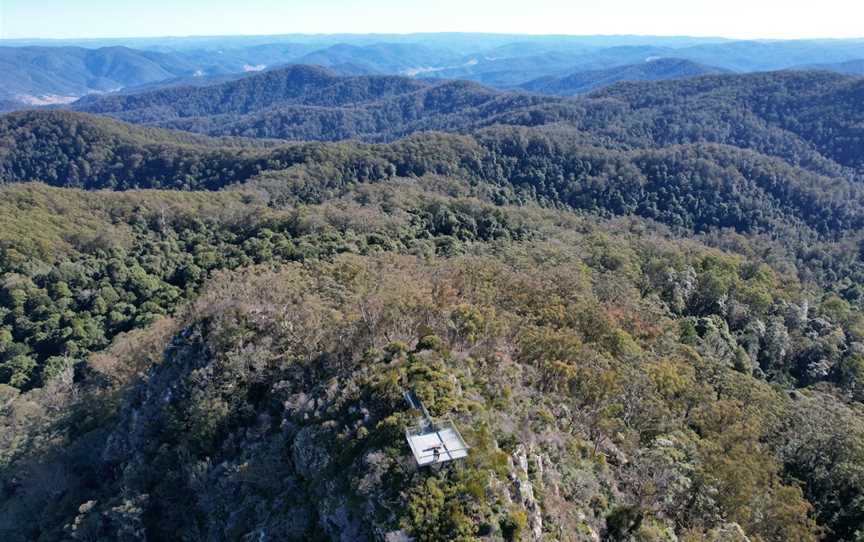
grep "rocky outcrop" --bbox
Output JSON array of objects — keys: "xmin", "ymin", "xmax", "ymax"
[{"xmin": 508, "ymin": 445, "xmax": 544, "ymax": 541}]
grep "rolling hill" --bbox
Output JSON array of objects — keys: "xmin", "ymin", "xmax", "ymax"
[
  {"xmin": 293, "ymin": 43, "xmax": 463, "ymax": 74},
  {"xmin": 0, "ymin": 46, "xmax": 202, "ymax": 103},
  {"xmin": 588, "ymin": 70, "xmax": 864, "ymax": 172},
  {"xmin": 520, "ymin": 58, "xmax": 731, "ymax": 95},
  {"xmin": 796, "ymin": 59, "xmax": 864, "ymax": 75},
  {"xmin": 7, "ymin": 80, "xmax": 864, "ymax": 242},
  {"xmin": 0, "ymin": 109, "xmax": 280, "ymax": 190},
  {"xmin": 68, "ymin": 65, "xmax": 558, "ymax": 141},
  {"xmin": 71, "ymin": 65, "xmax": 433, "ymax": 119},
  {"xmin": 64, "ymin": 68, "xmax": 864, "ymax": 179}
]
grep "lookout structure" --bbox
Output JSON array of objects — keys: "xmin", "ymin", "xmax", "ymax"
[{"xmin": 404, "ymin": 390, "xmax": 469, "ymax": 467}]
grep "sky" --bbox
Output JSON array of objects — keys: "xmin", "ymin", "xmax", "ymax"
[{"xmin": 1, "ymin": 0, "xmax": 863, "ymax": 41}]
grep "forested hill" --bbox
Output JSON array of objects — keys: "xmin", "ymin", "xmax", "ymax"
[
  {"xmin": 795, "ymin": 59, "xmax": 864, "ymax": 75},
  {"xmin": 519, "ymin": 57, "xmax": 730, "ymax": 95},
  {"xmin": 3, "ymin": 178, "xmax": 864, "ymax": 542},
  {"xmin": 71, "ymin": 65, "xmax": 432, "ymax": 118},
  {"xmin": 590, "ymin": 70, "xmax": 864, "ymax": 172},
  {"xmin": 65, "ymin": 68, "xmax": 864, "ymax": 179},
  {"xmin": 0, "ymin": 46, "xmax": 210, "ymax": 104},
  {"xmin": 4, "ymin": 108, "xmax": 864, "ymax": 260},
  {"xmin": 0, "ymin": 110, "xmax": 281, "ymax": 190},
  {"xmin": 69, "ymin": 65, "xmax": 555, "ymax": 141}
]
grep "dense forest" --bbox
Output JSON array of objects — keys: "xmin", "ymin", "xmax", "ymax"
[
  {"xmin": 4, "ymin": 181, "xmax": 864, "ymax": 542},
  {"xmin": 69, "ymin": 65, "xmax": 553, "ymax": 142},
  {"xmin": 3, "ymin": 68, "xmax": 864, "ymax": 541},
  {"xmin": 518, "ymin": 58, "xmax": 730, "ymax": 96},
  {"xmin": 63, "ymin": 69, "xmax": 864, "ymax": 184}
]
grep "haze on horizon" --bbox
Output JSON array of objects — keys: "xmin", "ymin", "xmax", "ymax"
[{"xmin": 2, "ymin": 0, "xmax": 864, "ymax": 42}]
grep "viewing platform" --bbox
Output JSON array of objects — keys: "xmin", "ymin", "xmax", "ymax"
[{"xmin": 403, "ymin": 390, "xmax": 469, "ymax": 466}]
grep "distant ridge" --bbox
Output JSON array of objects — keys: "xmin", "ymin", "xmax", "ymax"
[
  {"xmin": 63, "ymin": 68, "xmax": 864, "ymax": 175},
  {"xmin": 3, "ymin": 36, "xmax": 864, "ymax": 103},
  {"xmin": 72, "ymin": 65, "xmax": 372, "ymax": 118},
  {"xmin": 5, "ymin": 69, "xmax": 861, "ymax": 179},
  {"xmin": 0, "ymin": 46, "xmax": 201, "ymax": 101},
  {"xmin": 795, "ymin": 59, "xmax": 864, "ymax": 75},
  {"xmin": 520, "ymin": 58, "xmax": 731, "ymax": 95},
  {"xmin": 69, "ymin": 65, "xmax": 557, "ymax": 141}
]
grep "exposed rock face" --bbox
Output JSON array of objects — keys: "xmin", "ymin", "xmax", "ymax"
[
  {"xmin": 319, "ymin": 499, "xmax": 366, "ymax": 542},
  {"xmin": 63, "ymin": 330, "xmax": 361, "ymax": 540},
  {"xmin": 509, "ymin": 445, "xmax": 543, "ymax": 541}
]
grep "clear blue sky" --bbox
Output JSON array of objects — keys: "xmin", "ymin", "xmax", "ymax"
[{"xmin": 1, "ymin": 0, "xmax": 862, "ymax": 40}]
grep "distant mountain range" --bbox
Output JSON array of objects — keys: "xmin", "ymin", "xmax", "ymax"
[
  {"xmin": 2, "ymin": 35, "xmax": 864, "ymax": 108},
  {"xmin": 0, "ymin": 43, "xmax": 336, "ymax": 106},
  {"xmin": 293, "ymin": 43, "xmax": 463, "ymax": 75},
  {"xmin": 0, "ymin": 46, "xmax": 205, "ymax": 104},
  {"xmin": 520, "ymin": 58, "xmax": 731, "ymax": 95},
  {"xmin": 796, "ymin": 58, "xmax": 864, "ymax": 75}
]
